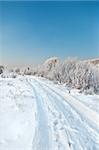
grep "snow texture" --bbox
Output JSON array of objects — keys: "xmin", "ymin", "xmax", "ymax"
[{"xmin": 0, "ymin": 76, "xmax": 99, "ymax": 150}]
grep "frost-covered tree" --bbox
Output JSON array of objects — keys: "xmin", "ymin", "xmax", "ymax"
[
  {"xmin": 37, "ymin": 57, "xmax": 60, "ymax": 78},
  {"xmin": 40, "ymin": 57, "xmax": 99, "ymax": 94}
]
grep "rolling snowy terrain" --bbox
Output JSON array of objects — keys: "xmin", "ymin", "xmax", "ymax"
[{"xmin": 0, "ymin": 75, "xmax": 99, "ymax": 150}]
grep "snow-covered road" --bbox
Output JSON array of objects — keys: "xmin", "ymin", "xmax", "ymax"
[{"xmin": 0, "ymin": 76, "xmax": 99, "ymax": 150}]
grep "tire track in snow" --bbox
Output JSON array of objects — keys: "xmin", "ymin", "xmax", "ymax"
[
  {"xmin": 32, "ymin": 79, "xmax": 75, "ymax": 149},
  {"xmin": 34, "ymin": 78, "xmax": 99, "ymax": 150},
  {"xmin": 36, "ymin": 78, "xmax": 99, "ymax": 130},
  {"xmin": 41, "ymin": 79, "xmax": 99, "ymax": 114},
  {"xmin": 32, "ymin": 79, "xmax": 86, "ymax": 149},
  {"xmin": 26, "ymin": 78, "xmax": 50, "ymax": 150},
  {"xmin": 32, "ymin": 79, "xmax": 72, "ymax": 150}
]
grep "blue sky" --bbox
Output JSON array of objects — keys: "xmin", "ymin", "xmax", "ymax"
[{"xmin": 0, "ymin": 1, "xmax": 99, "ymax": 65}]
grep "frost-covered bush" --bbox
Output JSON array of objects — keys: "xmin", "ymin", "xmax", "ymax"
[
  {"xmin": 0, "ymin": 66, "xmax": 4, "ymax": 74},
  {"xmin": 74, "ymin": 62, "xmax": 99, "ymax": 94},
  {"xmin": 59, "ymin": 58, "xmax": 78, "ymax": 85},
  {"xmin": 41, "ymin": 57, "xmax": 99, "ymax": 94},
  {"xmin": 46, "ymin": 58, "xmax": 78, "ymax": 85},
  {"xmin": 1, "ymin": 72, "xmax": 17, "ymax": 78},
  {"xmin": 24, "ymin": 67, "xmax": 35, "ymax": 75},
  {"xmin": 14, "ymin": 68, "xmax": 20, "ymax": 74},
  {"xmin": 23, "ymin": 66, "xmax": 39, "ymax": 76}
]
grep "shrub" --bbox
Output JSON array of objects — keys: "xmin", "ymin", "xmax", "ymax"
[
  {"xmin": 0, "ymin": 66, "xmax": 4, "ymax": 74},
  {"xmin": 40, "ymin": 57, "xmax": 99, "ymax": 94}
]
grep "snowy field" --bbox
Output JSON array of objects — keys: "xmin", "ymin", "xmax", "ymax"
[{"xmin": 0, "ymin": 75, "xmax": 99, "ymax": 150}]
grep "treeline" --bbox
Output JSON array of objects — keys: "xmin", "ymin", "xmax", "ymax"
[
  {"xmin": 0, "ymin": 57, "xmax": 99, "ymax": 94},
  {"xmin": 37, "ymin": 58, "xmax": 99, "ymax": 94}
]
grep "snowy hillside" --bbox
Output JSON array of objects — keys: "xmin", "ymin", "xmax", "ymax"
[{"xmin": 0, "ymin": 75, "xmax": 99, "ymax": 150}]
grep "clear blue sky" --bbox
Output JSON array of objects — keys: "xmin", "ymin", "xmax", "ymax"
[{"xmin": 0, "ymin": 1, "xmax": 99, "ymax": 64}]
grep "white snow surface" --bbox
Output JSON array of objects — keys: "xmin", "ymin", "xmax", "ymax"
[{"xmin": 0, "ymin": 75, "xmax": 99, "ymax": 150}]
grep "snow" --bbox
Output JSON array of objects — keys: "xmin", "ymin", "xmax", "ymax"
[
  {"xmin": 71, "ymin": 91, "xmax": 99, "ymax": 113},
  {"xmin": 0, "ymin": 77, "xmax": 36, "ymax": 150},
  {"xmin": 0, "ymin": 75, "xmax": 99, "ymax": 150}
]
